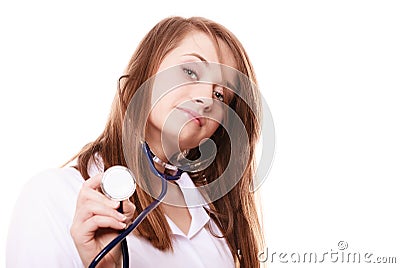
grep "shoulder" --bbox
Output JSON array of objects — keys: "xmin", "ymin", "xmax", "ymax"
[
  {"xmin": 22, "ymin": 167, "xmax": 84, "ymax": 201},
  {"xmin": 28, "ymin": 166, "xmax": 84, "ymax": 188},
  {"xmin": 15, "ymin": 167, "xmax": 86, "ymax": 216},
  {"xmin": 6, "ymin": 167, "xmax": 87, "ymax": 267}
]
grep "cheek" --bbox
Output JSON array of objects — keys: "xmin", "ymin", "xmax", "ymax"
[
  {"xmin": 208, "ymin": 104, "xmax": 226, "ymax": 125},
  {"xmin": 150, "ymin": 89, "xmax": 179, "ymax": 117},
  {"xmin": 148, "ymin": 98, "xmax": 170, "ymax": 127},
  {"xmin": 206, "ymin": 120, "xmax": 221, "ymax": 135},
  {"xmin": 148, "ymin": 95, "xmax": 187, "ymax": 133}
]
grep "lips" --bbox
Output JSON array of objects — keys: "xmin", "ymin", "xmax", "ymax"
[{"xmin": 176, "ymin": 107, "xmax": 204, "ymax": 127}]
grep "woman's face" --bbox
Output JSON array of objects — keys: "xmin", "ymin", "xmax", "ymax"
[{"xmin": 146, "ymin": 31, "xmax": 237, "ymax": 153}]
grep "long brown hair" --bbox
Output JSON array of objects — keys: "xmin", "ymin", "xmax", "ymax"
[{"xmin": 70, "ymin": 17, "xmax": 264, "ymax": 267}]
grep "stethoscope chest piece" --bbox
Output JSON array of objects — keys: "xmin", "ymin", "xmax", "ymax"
[{"xmin": 101, "ymin": 166, "xmax": 136, "ymax": 201}]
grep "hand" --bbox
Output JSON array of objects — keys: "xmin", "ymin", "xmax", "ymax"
[{"xmin": 70, "ymin": 173, "xmax": 136, "ymax": 267}]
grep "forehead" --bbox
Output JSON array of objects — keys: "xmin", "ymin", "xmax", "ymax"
[{"xmin": 169, "ymin": 31, "xmax": 237, "ymax": 69}]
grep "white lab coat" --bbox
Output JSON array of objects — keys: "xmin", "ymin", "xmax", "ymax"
[{"xmin": 6, "ymin": 166, "xmax": 235, "ymax": 267}]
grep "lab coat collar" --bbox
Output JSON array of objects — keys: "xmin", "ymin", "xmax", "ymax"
[{"xmin": 166, "ymin": 172, "xmax": 211, "ymax": 239}]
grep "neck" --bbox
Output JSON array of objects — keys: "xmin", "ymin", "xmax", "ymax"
[{"xmin": 145, "ymin": 133, "xmax": 179, "ymax": 175}]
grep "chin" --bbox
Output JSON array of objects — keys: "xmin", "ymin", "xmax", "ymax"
[
  {"xmin": 173, "ymin": 124, "xmax": 213, "ymax": 149},
  {"xmin": 178, "ymin": 135, "xmax": 202, "ymax": 150},
  {"xmin": 178, "ymin": 140, "xmax": 201, "ymax": 151}
]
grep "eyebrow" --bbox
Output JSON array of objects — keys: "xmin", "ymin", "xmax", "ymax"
[
  {"xmin": 183, "ymin": 53, "xmax": 209, "ymax": 66},
  {"xmin": 226, "ymin": 81, "xmax": 237, "ymax": 93},
  {"xmin": 183, "ymin": 52, "xmax": 238, "ymax": 93}
]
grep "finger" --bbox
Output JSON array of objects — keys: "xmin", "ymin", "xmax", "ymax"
[
  {"xmin": 76, "ymin": 199, "xmax": 127, "ymax": 223},
  {"xmin": 79, "ymin": 185, "xmax": 120, "ymax": 209},
  {"xmin": 84, "ymin": 215, "xmax": 127, "ymax": 233},
  {"xmin": 121, "ymin": 199, "xmax": 136, "ymax": 224},
  {"xmin": 83, "ymin": 173, "xmax": 104, "ymax": 190},
  {"xmin": 75, "ymin": 186, "xmax": 121, "ymax": 225}
]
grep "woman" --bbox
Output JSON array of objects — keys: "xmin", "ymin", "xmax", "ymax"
[{"xmin": 7, "ymin": 16, "xmax": 264, "ymax": 267}]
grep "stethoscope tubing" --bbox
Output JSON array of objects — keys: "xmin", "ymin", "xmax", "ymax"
[
  {"xmin": 89, "ymin": 142, "xmax": 176, "ymax": 267},
  {"xmin": 119, "ymin": 203, "xmax": 129, "ymax": 268},
  {"xmin": 88, "ymin": 177, "xmax": 167, "ymax": 267}
]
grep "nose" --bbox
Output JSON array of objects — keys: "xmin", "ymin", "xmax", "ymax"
[
  {"xmin": 191, "ymin": 84, "xmax": 214, "ymax": 112},
  {"xmin": 193, "ymin": 97, "xmax": 213, "ymax": 112}
]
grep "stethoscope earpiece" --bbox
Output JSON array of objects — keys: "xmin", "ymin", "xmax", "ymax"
[{"xmin": 101, "ymin": 166, "xmax": 136, "ymax": 201}]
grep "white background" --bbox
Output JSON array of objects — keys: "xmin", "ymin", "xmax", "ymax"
[{"xmin": 1, "ymin": 0, "xmax": 399, "ymax": 267}]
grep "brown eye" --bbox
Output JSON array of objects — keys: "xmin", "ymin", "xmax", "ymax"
[{"xmin": 213, "ymin": 88, "xmax": 224, "ymax": 102}]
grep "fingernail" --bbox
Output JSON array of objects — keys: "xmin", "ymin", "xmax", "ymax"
[
  {"xmin": 120, "ymin": 222, "xmax": 127, "ymax": 228},
  {"xmin": 119, "ymin": 214, "xmax": 127, "ymax": 221}
]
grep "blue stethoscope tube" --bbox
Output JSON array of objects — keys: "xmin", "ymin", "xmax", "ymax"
[{"xmin": 88, "ymin": 143, "xmax": 181, "ymax": 268}]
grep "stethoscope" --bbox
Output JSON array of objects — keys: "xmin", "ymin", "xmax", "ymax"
[{"xmin": 88, "ymin": 142, "xmax": 183, "ymax": 268}]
